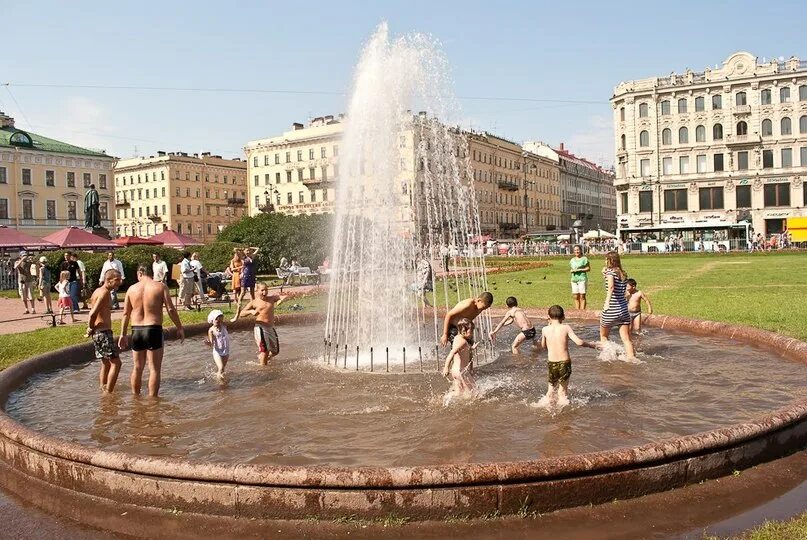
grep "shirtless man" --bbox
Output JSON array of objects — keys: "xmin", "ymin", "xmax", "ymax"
[
  {"xmin": 538, "ymin": 305, "xmax": 599, "ymax": 408},
  {"xmin": 86, "ymin": 269, "xmax": 123, "ymax": 392},
  {"xmin": 118, "ymin": 264, "xmax": 184, "ymax": 397},
  {"xmin": 234, "ymin": 282, "xmax": 286, "ymax": 365},
  {"xmin": 489, "ymin": 296, "xmax": 536, "ymax": 354},
  {"xmin": 440, "ymin": 291, "xmax": 493, "ymax": 347}
]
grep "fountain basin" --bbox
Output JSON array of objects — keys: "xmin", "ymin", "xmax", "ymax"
[{"xmin": 0, "ymin": 312, "xmax": 805, "ymax": 524}]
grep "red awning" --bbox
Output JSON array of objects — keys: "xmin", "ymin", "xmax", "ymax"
[
  {"xmin": 114, "ymin": 235, "xmax": 164, "ymax": 246},
  {"xmin": 42, "ymin": 227, "xmax": 118, "ymax": 250},
  {"xmin": 0, "ymin": 226, "xmax": 57, "ymax": 250},
  {"xmin": 149, "ymin": 229, "xmax": 203, "ymax": 249},
  {"xmin": 469, "ymin": 235, "xmax": 492, "ymax": 244}
]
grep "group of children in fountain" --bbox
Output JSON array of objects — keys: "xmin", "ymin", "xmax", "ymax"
[
  {"xmin": 441, "ymin": 251, "xmax": 652, "ymax": 409},
  {"xmin": 83, "ymin": 249, "xmax": 651, "ymax": 409}
]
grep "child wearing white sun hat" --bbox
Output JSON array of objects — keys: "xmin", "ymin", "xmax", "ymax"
[{"xmin": 205, "ymin": 309, "xmax": 230, "ymax": 378}]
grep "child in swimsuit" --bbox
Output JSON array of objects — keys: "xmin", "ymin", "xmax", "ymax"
[
  {"xmin": 538, "ymin": 305, "xmax": 598, "ymax": 409},
  {"xmin": 55, "ymin": 271, "xmax": 76, "ymax": 325},
  {"xmin": 442, "ymin": 318, "xmax": 478, "ymax": 399},
  {"xmin": 626, "ymin": 279, "xmax": 653, "ymax": 334},
  {"xmin": 489, "ymin": 296, "xmax": 536, "ymax": 355},
  {"xmin": 205, "ymin": 309, "xmax": 230, "ymax": 378}
]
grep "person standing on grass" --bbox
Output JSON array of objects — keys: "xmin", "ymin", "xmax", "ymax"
[
  {"xmin": 599, "ymin": 251, "xmax": 636, "ymax": 361},
  {"xmin": 99, "ymin": 251, "xmax": 125, "ymax": 309},
  {"xmin": 14, "ymin": 251, "xmax": 35, "ymax": 314},
  {"xmin": 85, "ymin": 269, "xmax": 123, "ymax": 393},
  {"xmin": 569, "ymin": 245, "xmax": 590, "ymax": 310},
  {"xmin": 118, "ymin": 264, "xmax": 185, "ymax": 397},
  {"xmin": 38, "ymin": 256, "xmax": 53, "ymax": 314}
]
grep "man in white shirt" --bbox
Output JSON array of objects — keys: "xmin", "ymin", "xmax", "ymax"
[
  {"xmin": 99, "ymin": 251, "xmax": 125, "ymax": 309},
  {"xmin": 179, "ymin": 252, "xmax": 196, "ymax": 310},
  {"xmin": 190, "ymin": 252, "xmax": 206, "ymax": 299},
  {"xmin": 152, "ymin": 253, "xmax": 168, "ymax": 283},
  {"xmin": 76, "ymin": 255, "xmax": 89, "ymax": 310}
]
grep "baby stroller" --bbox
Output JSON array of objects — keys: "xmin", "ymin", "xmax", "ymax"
[{"xmin": 205, "ymin": 272, "xmax": 228, "ymax": 300}]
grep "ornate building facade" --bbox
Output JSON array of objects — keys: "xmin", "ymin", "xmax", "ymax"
[{"xmin": 612, "ymin": 52, "xmax": 807, "ymax": 241}]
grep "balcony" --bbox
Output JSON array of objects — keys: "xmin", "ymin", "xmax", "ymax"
[
  {"xmin": 115, "ymin": 199, "xmax": 130, "ymax": 208},
  {"xmin": 302, "ymin": 176, "xmax": 333, "ymax": 187},
  {"xmin": 226, "ymin": 197, "xmax": 246, "ymax": 206},
  {"xmin": 499, "ymin": 221, "xmax": 521, "ymax": 231},
  {"xmin": 259, "ymin": 203, "xmax": 275, "ymax": 213},
  {"xmin": 148, "ymin": 214, "xmax": 162, "ymax": 223},
  {"xmin": 725, "ymin": 133, "xmax": 761, "ymax": 147},
  {"xmin": 497, "ymin": 180, "xmax": 519, "ymax": 191},
  {"xmin": 733, "ymin": 105, "xmax": 751, "ymax": 115}
]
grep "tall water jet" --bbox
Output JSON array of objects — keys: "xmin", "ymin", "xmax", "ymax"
[{"xmin": 325, "ymin": 23, "xmax": 491, "ymax": 369}]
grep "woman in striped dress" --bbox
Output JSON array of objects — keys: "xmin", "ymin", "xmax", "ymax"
[{"xmin": 600, "ymin": 251, "xmax": 636, "ymax": 360}]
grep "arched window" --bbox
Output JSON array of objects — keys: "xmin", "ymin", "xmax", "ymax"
[
  {"xmin": 639, "ymin": 130, "xmax": 650, "ymax": 147},
  {"xmin": 800, "ymin": 85, "xmax": 807, "ymax": 101},
  {"xmin": 780, "ymin": 87, "xmax": 791, "ymax": 103},
  {"xmin": 761, "ymin": 119, "xmax": 773, "ymax": 136},
  {"xmin": 736, "ymin": 121, "xmax": 748, "ymax": 135},
  {"xmin": 713, "ymin": 123, "xmax": 723, "ymax": 140},
  {"xmin": 695, "ymin": 125, "xmax": 706, "ymax": 142},
  {"xmin": 800, "ymin": 115, "xmax": 807, "ymax": 134},
  {"xmin": 678, "ymin": 127, "xmax": 689, "ymax": 144},
  {"xmin": 660, "ymin": 100, "xmax": 671, "ymax": 115},
  {"xmin": 736, "ymin": 92, "xmax": 747, "ymax": 106},
  {"xmin": 638, "ymin": 103, "xmax": 648, "ymax": 118},
  {"xmin": 620, "ymin": 134, "xmax": 626, "ymax": 150},
  {"xmin": 619, "ymin": 107, "xmax": 625, "ymax": 121},
  {"xmin": 760, "ymin": 89, "xmax": 772, "ymax": 105},
  {"xmin": 677, "ymin": 98, "xmax": 687, "ymax": 113},
  {"xmin": 781, "ymin": 117, "xmax": 792, "ymax": 135},
  {"xmin": 661, "ymin": 128, "xmax": 672, "ymax": 145}
]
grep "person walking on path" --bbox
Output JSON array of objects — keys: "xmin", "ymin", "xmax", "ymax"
[
  {"xmin": 178, "ymin": 252, "xmax": 196, "ymax": 310},
  {"xmin": 14, "ymin": 251, "xmax": 35, "ymax": 314},
  {"xmin": 99, "ymin": 251, "xmax": 125, "ymax": 309},
  {"xmin": 37, "ymin": 256, "xmax": 53, "ymax": 314},
  {"xmin": 118, "ymin": 264, "xmax": 184, "ymax": 397}
]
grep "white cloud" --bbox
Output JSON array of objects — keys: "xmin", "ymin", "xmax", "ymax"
[{"xmin": 564, "ymin": 115, "xmax": 615, "ymax": 168}]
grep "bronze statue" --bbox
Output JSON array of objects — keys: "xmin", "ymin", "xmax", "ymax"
[{"xmin": 84, "ymin": 184, "xmax": 101, "ymax": 229}]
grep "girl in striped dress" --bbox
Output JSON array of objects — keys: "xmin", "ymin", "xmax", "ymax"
[{"xmin": 599, "ymin": 251, "xmax": 636, "ymax": 361}]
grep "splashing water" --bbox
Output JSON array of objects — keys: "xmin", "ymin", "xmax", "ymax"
[
  {"xmin": 598, "ymin": 341, "xmax": 645, "ymax": 364},
  {"xmin": 324, "ymin": 23, "xmax": 490, "ymax": 369}
]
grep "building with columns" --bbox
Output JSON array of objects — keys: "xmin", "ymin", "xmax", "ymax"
[
  {"xmin": 612, "ymin": 52, "xmax": 807, "ymax": 246},
  {"xmin": 0, "ymin": 111, "xmax": 116, "ymax": 236},
  {"xmin": 113, "ymin": 152, "xmax": 247, "ymax": 242}
]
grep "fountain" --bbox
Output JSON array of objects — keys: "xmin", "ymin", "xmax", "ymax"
[{"xmin": 325, "ymin": 23, "xmax": 491, "ymax": 370}]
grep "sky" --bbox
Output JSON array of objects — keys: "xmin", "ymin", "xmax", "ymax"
[{"xmin": 2, "ymin": 0, "xmax": 804, "ymax": 167}]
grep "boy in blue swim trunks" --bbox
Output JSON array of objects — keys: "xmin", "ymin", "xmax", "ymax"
[{"xmin": 489, "ymin": 296, "xmax": 536, "ymax": 355}]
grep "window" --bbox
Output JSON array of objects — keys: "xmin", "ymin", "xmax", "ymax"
[
  {"xmin": 323, "ymin": 189, "xmax": 329, "ymax": 201},
  {"xmin": 45, "ymin": 170, "xmax": 55, "ymax": 186},
  {"xmin": 695, "ymin": 125, "xmax": 706, "ymax": 142},
  {"xmin": 83, "ymin": 173, "xmax": 91, "ymax": 187},
  {"xmin": 46, "ymin": 200, "xmax": 56, "ymax": 220},
  {"xmin": 639, "ymin": 130, "xmax": 649, "ymax": 147},
  {"xmin": 679, "ymin": 127, "xmax": 689, "ymax": 144},
  {"xmin": 311, "ymin": 190, "xmax": 317, "ymax": 203},
  {"xmin": 781, "ymin": 148, "xmax": 793, "ymax": 168},
  {"xmin": 664, "ymin": 189, "xmax": 688, "ymax": 211},
  {"xmin": 713, "ymin": 123, "xmax": 723, "ymax": 140},
  {"xmin": 736, "ymin": 185, "xmax": 751, "ymax": 208},
  {"xmin": 679, "ymin": 155, "xmax": 690, "ymax": 174},
  {"xmin": 620, "ymin": 192, "xmax": 628, "ymax": 213},
  {"xmin": 286, "ymin": 192, "xmax": 292, "ymax": 204},
  {"xmin": 781, "ymin": 117, "xmax": 792, "ymax": 135},
  {"xmin": 321, "ymin": 166, "xmax": 328, "ymax": 181},
  {"xmin": 712, "ymin": 94, "xmax": 722, "ymax": 110},
  {"xmin": 100, "ymin": 203, "xmax": 108, "ymax": 220},
  {"xmin": 333, "ymin": 145, "xmax": 338, "ymax": 156},
  {"xmin": 695, "ymin": 96, "xmax": 705, "ymax": 111},
  {"xmin": 620, "ymin": 134, "xmax": 626, "ymax": 150},
  {"xmin": 737, "ymin": 151, "xmax": 749, "ymax": 170},
  {"xmin": 619, "ymin": 107, "xmax": 625, "ymax": 121},
  {"xmin": 161, "ymin": 187, "xmax": 165, "ymax": 197},
  {"xmin": 800, "ymin": 116, "xmax": 807, "ymax": 134},
  {"xmin": 677, "ymin": 98, "xmax": 687, "ymax": 113},
  {"xmin": 22, "ymin": 199, "xmax": 33, "ymax": 220},
  {"xmin": 801, "ymin": 85, "xmax": 807, "ymax": 101},
  {"xmin": 264, "ymin": 155, "xmax": 269, "ymax": 166},
  {"xmin": 764, "ymin": 183, "xmax": 790, "ymax": 207},
  {"xmin": 99, "ymin": 174, "xmax": 107, "ymax": 189},
  {"xmin": 254, "ymin": 175, "xmax": 259, "ymax": 187},
  {"xmin": 763, "ymin": 149, "xmax": 774, "ymax": 168},
  {"xmin": 762, "ymin": 119, "xmax": 773, "ymax": 136},
  {"xmin": 286, "ymin": 171, "xmax": 292, "ymax": 183},
  {"xmin": 264, "ymin": 174, "xmax": 270, "ymax": 185},
  {"xmin": 176, "ymin": 204, "xmax": 181, "ymax": 215},
  {"xmin": 640, "ymin": 159, "xmax": 650, "ymax": 176},
  {"xmin": 697, "ymin": 154, "xmax": 707, "ymax": 173},
  {"xmin": 661, "ymin": 128, "xmax": 671, "ymax": 145},
  {"xmin": 254, "ymin": 195, "xmax": 260, "ymax": 208},
  {"xmin": 761, "ymin": 89, "xmax": 772, "ymax": 105},
  {"xmin": 0, "ymin": 167, "xmax": 5, "ymax": 184},
  {"xmin": 638, "ymin": 103, "xmax": 648, "ymax": 117},
  {"xmin": 0, "ymin": 199, "xmax": 7, "ymax": 219},
  {"xmin": 736, "ymin": 121, "xmax": 748, "ymax": 136},
  {"xmin": 276, "ymin": 172, "xmax": 281, "ymax": 184},
  {"xmin": 297, "ymin": 169, "xmax": 303, "ymax": 181},
  {"xmin": 736, "ymin": 92, "xmax": 747, "ymax": 106},
  {"xmin": 309, "ymin": 167, "xmax": 316, "ymax": 180},
  {"xmin": 662, "ymin": 157, "xmax": 673, "ymax": 175},
  {"xmin": 177, "ymin": 224, "xmax": 182, "ymax": 233},
  {"xmin": 22, "ymin": 168, "xmax": 31, "ymax": 185},
  {"xmin": 321, "ymin": 147, "xmax": 326, "ymax": 158},
  {"xmin": 253, "ymin": 156, "xmax": 258, "ymax": 167},
  {"xmin": 639, "ymin": 190, "xmax": 653, "ymax": 212},
  {"xmin": 660, "ymin": 100, "xmax": 670, "ymax": 115},
  {"xmin": 285, "ymin": 152, "xmax": 291, "ymax": 163},
  {"xmin": 296, "ymin": 150, "xmax": 302, "ymax": 161},
  {"xmin": 780, "ymin": 87, "xmax": 790, "ymax": 103},
  {"xmin": 699, "ymin": 187, "xmax": 724, "ymax": 210},
  {"xmin": 802, "ymin": 146, "xmax": 807, "ymax": 166}
]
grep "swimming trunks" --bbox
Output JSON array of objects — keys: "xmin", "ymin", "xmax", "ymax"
[
  {"xmin": 629, "ymin": 311, "xmax": 641, "ymax": 321},
  {"xmin": 131, "ymin": 325, "xmax": 164, "ymax": 351},
  {"xmin": 521, "ymin": 327, "xmax": 537, "ymax": 339},
  {"xmin": 547, "ymin": 361, "xmax": 572, "ymax": 385},
  {"xmin": 92, "ymin": 329, "xmax": 119, "ymax": 359},
  {"xmin": 254, "ymin": 323, "xmax": 280, "ymax": 356}
]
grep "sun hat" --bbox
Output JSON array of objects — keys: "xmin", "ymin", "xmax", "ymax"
[
  {"xmin": 39, "ymin": 256, "xmax": 47, "ymax": 263},
  {"xmin": 207, "ymin": 309, "xmax": 224, "ymax": 324},
  {"xmin": 19, "ymin": 250, "xmax": 27, "ymax": 257}
]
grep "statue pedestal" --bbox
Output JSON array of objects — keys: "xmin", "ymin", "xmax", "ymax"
[{"xmin": 88, "ymin": 226, "xmax": 111, "ymax": 240}]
